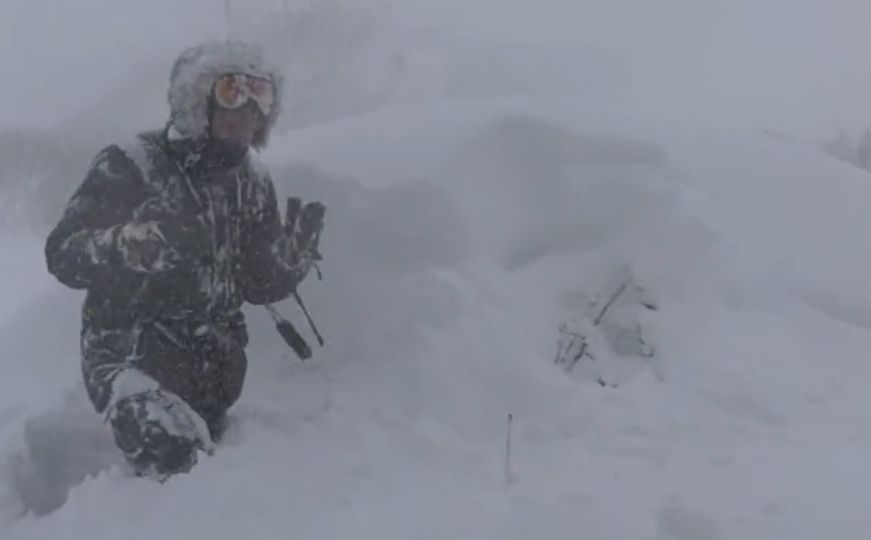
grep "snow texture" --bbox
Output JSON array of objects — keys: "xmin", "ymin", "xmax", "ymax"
[{"xmin": 2, "ymin": 2, "xmax": 871, "ymax": 539}]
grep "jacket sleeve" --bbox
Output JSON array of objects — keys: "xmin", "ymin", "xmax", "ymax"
[
  {"xmin": 240, "ymin": 174, "xmax": 305, "ymax": 305},
  {"xmin": 45, "ymin": 145, "xmax": 147, "ymax": 290}
]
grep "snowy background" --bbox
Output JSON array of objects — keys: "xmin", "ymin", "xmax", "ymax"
[{"xmin": 3, "ymin": 1, "xmax": 871, "ymax": 538}]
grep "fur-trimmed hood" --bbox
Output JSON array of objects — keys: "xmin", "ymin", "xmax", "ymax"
[{"xmin": 168, "ymin": 40, "xmax": 284, "ymax": 148}]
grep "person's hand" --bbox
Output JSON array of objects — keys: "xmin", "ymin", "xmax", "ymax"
[
  {"xmin": 279, "ymin": 197, "xmax": 325, "ymax": 277},
  {"xmin": 116, "ymin": 221, "xmax": 170, "ymax": 273},
  {"xmin": 119, "ymin": 198, "xmax": 211, "ymax": 274}
]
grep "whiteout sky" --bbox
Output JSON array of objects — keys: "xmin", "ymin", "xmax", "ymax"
[{"xmin": 2, "ymin": 0, "xmax": 870, "ymax": 138}]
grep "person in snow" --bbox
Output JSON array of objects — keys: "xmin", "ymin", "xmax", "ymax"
[{"xmin": 44, "ymin": 41, "xmax": 324, "ymax": 479}]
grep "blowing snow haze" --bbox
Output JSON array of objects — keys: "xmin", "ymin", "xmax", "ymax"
[
  {"xmin": 3, "ymin": 1, "xmax": 871, "ymax": 539},
  {"xmin": 1, "ymin": 0, "xmax": 871, "ymax": 136}
]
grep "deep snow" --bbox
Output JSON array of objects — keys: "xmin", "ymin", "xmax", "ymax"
[
  {"xmin": 2, "ymin": 3, "xmax": 871, "ymax": 539},
  {"xmin": 3, "ymin": 105, "xmax": 871, "ymax": 539}
]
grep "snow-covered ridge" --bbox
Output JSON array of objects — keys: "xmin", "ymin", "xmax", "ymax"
[
  {"xmin": 3, "ymin": 103, "xmax": 871, "ymax": 538},
  {"xmin": 2, "ymin": 2, "xmax": 871, "ymax": 538}
]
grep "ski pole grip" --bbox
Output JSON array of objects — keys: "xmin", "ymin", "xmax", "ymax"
[{"xmin": 277, "ymin": 318, "xmax": 312, "ymax": 360}]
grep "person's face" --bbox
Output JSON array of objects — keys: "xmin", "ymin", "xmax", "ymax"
[{"xmin": 209, "ymin": 102, "xmax": 265, "ymax": 149}]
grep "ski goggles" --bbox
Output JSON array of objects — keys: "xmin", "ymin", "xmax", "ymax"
[{"xmin": 213, "ymin": 73, "xmax": 275, "ymax": 115}]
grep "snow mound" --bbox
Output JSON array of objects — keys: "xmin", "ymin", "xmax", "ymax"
[{"xmin": 2, "ymin": 101, "xmax": 871, "ymax": 539}]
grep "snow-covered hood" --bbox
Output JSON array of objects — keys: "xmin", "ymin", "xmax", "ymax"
[{"xmin": 167, "ymin": 40, "xmax": 284, "ymax": 148}]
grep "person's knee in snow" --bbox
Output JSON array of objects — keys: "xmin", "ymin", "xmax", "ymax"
[{"xmin": 108, "ymin": 388, "xmax": 214, "ymax": 479}]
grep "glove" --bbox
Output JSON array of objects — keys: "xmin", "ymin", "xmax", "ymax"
[
  {"xmin": 116, "ymin": 221, "xmax": 170, "ymax": 273},
  {"xmin": 278, "ymin": 197, "xmax": 325, "ymax": 277},
  {"xmin": 118, "ymin": 199, "xmax": 210, "ymax": 274}
]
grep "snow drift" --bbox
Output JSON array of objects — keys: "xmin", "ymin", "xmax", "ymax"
[
  {"xmin": 2, "ymin": 3, "xmax": 871, "ymax": 539},
  {"xmin": 3, "ymin": 102, "xmax": 871, "ymax": 538}
]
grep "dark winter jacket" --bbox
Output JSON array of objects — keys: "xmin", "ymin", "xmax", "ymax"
[{"xmin": 46, "ymin": 128, "xmax": 303, "ymax": 419}]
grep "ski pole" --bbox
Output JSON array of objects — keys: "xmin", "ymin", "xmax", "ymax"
[
  {"xmin": 293, "ymin": 290, "xmax": 325, "ymax": 346},
  {"xmin": 265, "ymin": 303, "xmax": 312, "ymax": 360}
]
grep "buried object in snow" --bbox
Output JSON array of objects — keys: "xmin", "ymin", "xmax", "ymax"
[{"xmin": 555, "ymin": 266, "xmax": 659, "ymax": 387}]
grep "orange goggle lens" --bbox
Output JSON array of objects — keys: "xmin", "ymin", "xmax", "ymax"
[{"xmin": 213, "ymin": 74, "xmax": 275, "ymax": 115}]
